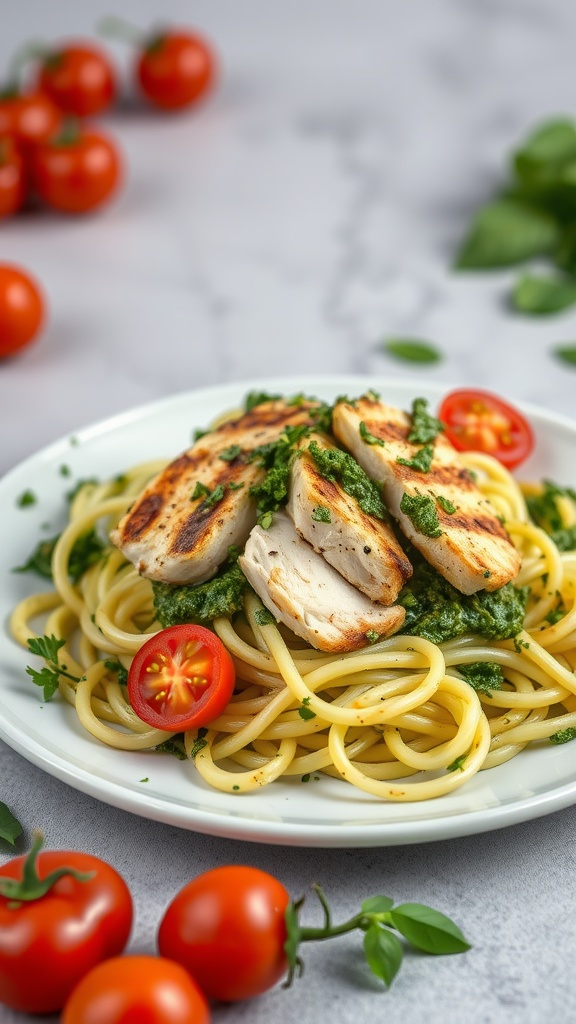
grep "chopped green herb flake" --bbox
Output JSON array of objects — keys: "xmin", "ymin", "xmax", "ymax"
[
  {"xmin": 359, "ymin": 421, "xmax": 385, "ymax": 446},
  {"xmin": 307, "ymin": 441, "xmax": 388, "ymax": 521},
  {"xmin": 365, "ymin": 630, "xmax": 380, "ymax": 644},
  {"xmin": 437, "ymin": 494, "xmax": 458, "ymax": 514},
  {"xmin": 232, "ymin": 785, "xmax": 241, "ymax": 791},
  {"xmin": 311, "ymin": 505, "xmax": 331, "ymax": 523},
  {"xmin": 155, "ymin": 737, "xmax": 188, "ymax": 760},
  {"xmin": 254, "ymin": 607, "xmax": 276, "ymax": 626},
  {"xmin": 400, "ymin": 492, "xmax": 442, "ymax": 538},
  {"xmin": 190, "ymin": 727, "xmax": 209, "ymax": 759},
  {"xmin": 191, "ymin": 481, "xmax": 211, "ymax": 501},
  {"xmin": 244, "ymin": 391, "xmax": 282, "ymax": 412},
  {"xmin": 219, "ymin": 444, "xmax": 242, "ymax": 462},
  {"xmin": 447, "ymin": 753, "xmax": 468, "ymax": 773},
  {"xmin": 59, "ymin": 464, "xmax": 71, "ymax": 477},
  {"xmin": 228, "ymin": 481, "xmax": 245, "ymax": 491},
  {"xmin": 408, "ymin": 398, "xmax": 444, "ymax": 444},
  {"xmin": 140, "ymin": 777, "xmax": 149, "ymax": 783},
  {"xmin": 298, "ymin": 697, "xmax": 316, "ymax": 721},
  {"xmin": 104, "ymin": 658, "xmax": 128, "ymax": 686},
  {"xmin": 554, "ymin": 345, "xmax": 576, "ymax": 366},
  {"xmin": 17, "ymin": 489, "xmax": 37, "ymax": 508},
  {"xmin": 193, "ymin": 428, "xmax": 208, "ymax": 442}
]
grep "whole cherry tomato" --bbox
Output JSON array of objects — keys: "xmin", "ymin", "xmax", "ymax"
[
  {"xmin": 0, "ymin": 137, "xmax": 26, "ymax": 217},
  {"xmin": 438, "ymin": 388, "xmax": 535, "ymax": 470},
  {"xmin": 136, "ymin": 29, "xmax": 216, "ymax": 111},
  {"xmin": 0, "ymin": 89, "xmax": 61, "ymax": 148},
  {"xmin": 31, "ymin": 123, "xmax": 122, "ymax": 213},
  {"xmin": 0, "ymin": 263, "xmax": 45, "ymax": 358},
  {"xmin": 128, "ymin": 624, "xmax": 235, "ymax": 732},
  {"xmin": 0, "ymin": 832, "xmax": 133, "ymax": 1014},
  {"xmin": 62, "ymin": 956, "xmax": 210, "ymax": 1024},
  {"xmin": 37, "ymin": 41, "xmax": 116, "ymax": 117},
  {"xmin": 157, "ymin": 865, "xmax": 290, "ymax": 1001}
]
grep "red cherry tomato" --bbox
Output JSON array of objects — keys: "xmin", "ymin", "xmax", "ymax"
[
  {"xmin": 128, "ymin": 624, "xmax": 235, "ymax": 732},
  {"xmin": 438, "ymin": 389, "xmax": 535, "ymax": 470},
  {"xmin": 31, "ymin": 124, "xmax": 122, "ymax": 213},
  {"xmin": 37, "ymin": 41, "xmax": 116, "ymax": 117},
  {"xmin": 0, "ymin": 833, "xmax": 133, "ymax": 1014},
  {"xmin": 62, "ymin": 955, "xmax": 210, "ymax": 1024},
  {"xmin": 157, "ymin": 865, "xmax": 290, "ymax": 1001},
  {"xmin": 0, "ymin": 90, "xmax": 61, "ymax": 148},
  {"xmin": 0, "ymin": 137, "xmax": 26, "ymax": 217},
  {"xmin": 136, "ymin": 30, "xmax": 216, "ymax": 111},
  {"xmin": 0, "ymin": 263, "xmax": 45, "ymax": 358}
]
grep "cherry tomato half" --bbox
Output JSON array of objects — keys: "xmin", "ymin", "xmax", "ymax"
[
  {"xmin": 62, "ymin": 955, "xmax": 210, "ymax": 1024},
  {"xmin": 31, "ymin": 124, "xmax": 122, "ymax": 213},
  {"xmin": 136, "ymin": 30, "xmax": 216, "ymax": 111},
  {"xmin": 0, "ymin": 263, "xmax": 45, "ymax": 358},
  {"xmin": 37, "ymin": 41, "xmax": 116, "ymax": 118},
  {"xmin": 157, "ymin": 865, "xmax": 290, "ymax": 1002},
  {"xmin": 128, "ymin": 624, "xmax": 235, "ymax": 731},
  {"xmin": 438, "ymin": 388, "xmax": 535, "ymax": 469},
  {"xmin": 0, "ymin": 834, "xmax": 133, "ymax": 1014},
  {"xmin": 0, "ymin": 137, "xmax": 26, "ymax": 217},
  {"xmin": 0, "ymin": 90, "xmax": 61, "ymax": 148}
]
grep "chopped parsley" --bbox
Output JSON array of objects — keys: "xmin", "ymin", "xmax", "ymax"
[
  {"xmin": 13, "ymin": 527, "xmax": 106, "ymax": 583},
  {"xmin": 244, "ymin": 390, "xmax": 282, "ymax": 412},
  {"xmin": 229, "ymin": 481, "xmax": 245, "ymax": 491},
  {"xmin": 298, "ymin": 697, "xmax": 316, "ymax": 721},
  {"xmin": 311, "ymin": 505, "xmax": 331, "ymax": 523},
  {"xmin": 446, "ymin": 753, "xmax": 468, "ymax": 772},
  {"xmin": 400, "ymin": 492, "xmax": 443, "ymax": 538},
  {"xmin": 219, "ymin": 445, "xmax": 242, "ymax": 462},
  {"xmin": 104, "ymin": 658, "xmax": 128, "ymax": 686},
  {"xmin": 307, "ymin": 441, "xmax": 388, "ymax": 521},
  {"xmin": 189, "ymin": 727, "xmax": 209, "ymax": 758},
  {"xmin": 359, "ymin": 421, "xmax": 385, "ymax": 447},
  {"xmin": 526, "ymin": 480, "xmax": 576, "ymax": 536},
  {"xmin": 17, "ymin": 489, "xmax": 37, "ymax": 508},
  {"xmin": 407, "ymin": 398, "xmax": 445, "ymax": 444},
  {"xmin": 365, "ymin": 630, "xmax": 380, "ymax": 644},
  {"xmin": 248, "ymin": 424, "xmax": 311, "ymax": 526},
  {"xmin": 397, "ymin": 445, "xmax": 434, "ymax": 473},
  {"xmin": 26, "ymin": 635, "xmax": 82, "ymax": 701},
  {"xmin": 155, "ymin": 736, "xmax": 188, "ymax": 760},
  {"xmin": 191, "ymin": 482, "xmax": 226, "ymax": 508}
]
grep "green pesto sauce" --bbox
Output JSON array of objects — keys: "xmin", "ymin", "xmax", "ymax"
[
  {"xmin": 152, "ymin": 562, "xmax": 248, "ymax": 627},
  {"xmin": 307, "ymin": 440, "xmax": 388, "ymax": 521},
  {"xmin": 397, "ymin": 445, "xmax": 434, "ymax": 473},
  {"xmin": 398, "ymin": 552, "xmax": 528, "ymax": 644},
  {"xmin": 408, "ymin": 398, "xmax": 444, "ymax": 444},
  {"xmin": 400, "ymin": 492, "xmax": 442, "ymax": 537},
  {"xmin": 456, "ymin": 661, "xmax": 504, "ymax": 695}
]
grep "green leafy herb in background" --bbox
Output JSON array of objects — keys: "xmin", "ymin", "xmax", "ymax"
[
  {"xmin": 553, "ymin": 344, "xmax": 576, "ymax": 366},
  {"xmin": 0, "ymin": 801, "xmax": 23, "ymax": 845},
  {"xmin": 382, "ymin": 338, "xmax": 442, "ymax": 365},
  {"xmin": 455, "ymin": 116, "xmax": 576, "ymax": 341}
]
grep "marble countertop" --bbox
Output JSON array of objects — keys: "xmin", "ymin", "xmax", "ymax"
[{"xmin": 2, "ymin": 1, "xmax": 576, "ymax": 1021}]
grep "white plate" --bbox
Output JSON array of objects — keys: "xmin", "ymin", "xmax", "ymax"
[{"xmin": 2, "ymin": 375, "xmax": 576, "ymax": 848}]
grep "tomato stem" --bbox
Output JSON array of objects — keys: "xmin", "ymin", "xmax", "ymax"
[{"xmin": 0, "ymin": 831, "xmax": 95, "ymax": 907}]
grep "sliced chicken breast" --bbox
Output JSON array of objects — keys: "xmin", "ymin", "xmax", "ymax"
[
  {"xmin": 286, "ymin": 431, "xmax": 412, "ymax": 604},
  {"xmin": 332, "ymin": 395, "xmax": 521, "ymax": 595},
  {"xmin": 239, "ymin": 511, "xmax": 406, "ymax": 652},
  {"xmin": 110, "ymin": 400, "xmax": 317, "ymax": 584}
]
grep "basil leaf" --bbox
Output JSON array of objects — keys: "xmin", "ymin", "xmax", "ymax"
[
  {"xmin": 514, "ymin": 119, "xmax": 576, "ymax": 188},
  {"xmin": 553, "ymin": 344, "xmax": 576, "ymax": 366},
  {"xmin": 363, "ymin": 924, "xmax": 403, "ymax": 987},
  {"xmin": 0, "ymin": 801, "xmax": 22, "ymax": 845},
  {"xmin": 455, "ymin": 200, "xmax": 559, "ymax": 269},
  {"xmin": 389, "ymin": 903, "xmax": 471, "ymax": 954},
  {"xmin": 361, "ymin": 895, "xmax": 394, "ymax": 914},
  {"xmin": 382, "ymin": 338, "xmax": 442, "ymax": 365},
  {"xmin": 512, "ymin": 274, "xmax": 576, "ymax": 315}
]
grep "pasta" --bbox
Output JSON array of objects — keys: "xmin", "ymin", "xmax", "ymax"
[{"xmin": 10, "ymin": 430, "xmax": 576, "ymax": 804}]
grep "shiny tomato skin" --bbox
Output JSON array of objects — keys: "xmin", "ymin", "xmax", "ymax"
[
  {"xmin": 157, "ymin": 865, "xmax": 290, "ymax": 1001},
  {"xmin": 38, "ymin": 42, "xmax": 117, "ymax": 118},
  {"xmin": 136, "ymin": 31, "xmax": 216, "ymax": 111},
  {"xmin": 128, "ymin": 624, "xmax": 236, "ymax": 732},
  {"xmin": 0, "ymin": 850, "xmax": 133, "ymax": 1014},
  {"xmin": 0, "ymin": 137, "xmax": 26, "ymax": 217},
  {"xmin": 62, "ymin": 955, "xmax": 210, "ymax": 1024},
  {"xmin": 438, "ymin": 388, "xmax": 535, "ymax": 470},
  {"xmin": 0, "ymin": 264, "xmax": 45, "ymax": 357},
  {"xmin": 0, "ymin": 91, "xmax": 61, "ymax": 148},
  {"xmin": 31, "ymin": 126, "xmax": 122, "ymax": 213},
  {"xmin": 60, "ymin": 954, "xmax": 208, "ymax": 1024}
]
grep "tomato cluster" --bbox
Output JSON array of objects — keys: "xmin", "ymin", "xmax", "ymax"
[
  {"xmin": 0, "ymin": 21, "xmax": 215, "ymax": 221},
  {"xmin": 0, "ymin": 836, "xmax": 289, "ymax": 1022}
]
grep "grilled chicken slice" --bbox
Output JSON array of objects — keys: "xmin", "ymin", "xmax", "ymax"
[
  {"xmin": 332, "ymin": 395, "xmax": 521, "ymax": 595},
  {"xmin": 239, "ymin": 511, "xmax": 406, "ymax": 652},
  {"xmin": 286, "ymin": 431, "xmax": 412, "ymax": 604},
  {"xmin": 110, "ymin": 400, "xmax": 317, "ymax": 584}
]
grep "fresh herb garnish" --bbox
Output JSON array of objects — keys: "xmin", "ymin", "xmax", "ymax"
[
  {"xmin": 553, "ymin": 344, "xmax": 576, "ymax": 366},
  {"xmin": 381, "ymin": 338, "xmax": 443, "ymax": 365},
  {"xmin": 219, "ymin": 445, "xmax": 242, "ymax": 462},
  {"xmin": 191, "ymin": 482, "xmax": 226, "ymax": 508},
  {"xmin": 446, "ymin": 753, "xmax": 468, "ymax": 773},
  {"xmin": 249, "ymin": 424, "xmax": 311, "ymax": 526},
  {"xmin": 17, "ymin": 489, "xmax": 37, "ymax": 508},
  {"xmin": 244, "ymin": 391, "xmax": 282, "ymax": 412},
  {"xmin": 26, "ymin": 635, "xmax": 81, "ymax": 701},
  {"xmin": 456, "ymin": 661, "xmax": 504, "ymax": 696},
  {"xmin": 455, "ymin": 199, "xmax": 559, "ymax": 270},
  {"xmin": 189, "ymin": 727, "xmax": 209, "ymax": 759},
  {"xmin": 0, "ymin": 802, "xmax": 23, "ymax": 845},
  {"xmin": 13, "ymin": 528, "xmax": 105, "ymax": 583},
  {"xmin": 307, "ymin": 441, "xmax": 388, "ymax": 521},
  {"xmin": 153, "ymin": 562, "xmax": 248, "ymax": 627},
  {"xmin": 311, "ymin": 505, "xmax": 331, "ymax": 523},
  {"xmin": 550, "ymin": 727, "xmax": 576, "ymax": 744},
  {"xmin": 436, "ymin": 494, "xmax": 458, "ymax": 514},
  {"xmin": 408, "ymin": 398, "xmax": 444, "ymax": 444},
  {"xmin": 103, "ymin": 658, "xmax": 128, "ymax": 686},
  {"xmin": 512, "ymin": 273, "xmax": 576, "ymax": 314},
  {"xmin": 298, "ymin": 696, "xmax": 316, "ymax": 721},
  {"xmin": 254, "ymin": 607, "xmax": 276, "ymax": 626}
]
